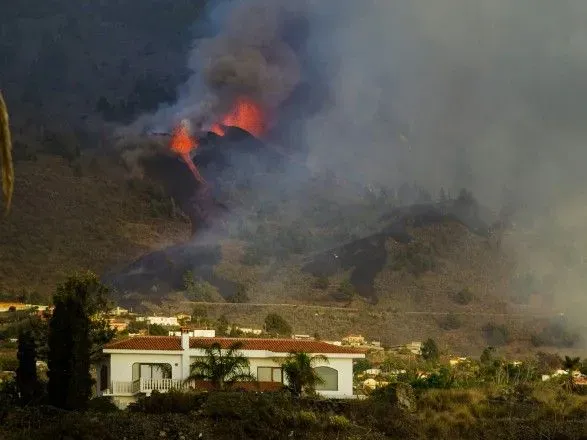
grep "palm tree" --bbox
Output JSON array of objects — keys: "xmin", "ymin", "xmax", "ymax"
[
  {"xmin": 281, "ymin": 352, "xmax": 328, "ymax": 397},
  {"xmin": 185, "ymin": 341, "xmax": 255, "ymax": 390},
  {"xmin": 563, "ymin": 356, "xmax": 581, "ymax": 371},
  {"xmin": 0, "ymin": 90, "xmax": 14, "ymax": 214}
]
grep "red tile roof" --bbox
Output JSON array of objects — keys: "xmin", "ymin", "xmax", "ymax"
[{"xmin": 104, "ymin": 336, "xmax": 365, "ymax": 354}]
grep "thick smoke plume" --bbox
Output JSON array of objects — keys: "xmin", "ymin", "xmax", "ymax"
[{"xmin": 135, "ymin": 0, "xmax": 586, "ymax": 328}]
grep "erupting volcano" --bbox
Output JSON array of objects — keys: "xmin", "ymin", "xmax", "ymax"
[
  {"xmin": 170, "ymin": 121, "xmax": 206, "ymax": 184},
  {"xmin": 209, "ymin": 96, "xmax": 267, "ymax": 138},
  {"xmin": 170, "ymin": 96, "xmax": 268, "ymax": 181}
]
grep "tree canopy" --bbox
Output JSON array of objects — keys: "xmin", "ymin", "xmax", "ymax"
[
  {"xmin": 185, "ymin": 341, "xmax": 255, "ymax": 390},
  {"xmin": 281, "ymin": 352, "xmax": 327, "ymax": 397},
  {"xmin": 263, "ymin": 313, "xmax": 292, "ymax": 336}
]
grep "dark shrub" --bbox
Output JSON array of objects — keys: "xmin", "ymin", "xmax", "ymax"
[
  {"xmin": 127, "ymin": 390, "xmax": 207, "ymax": 414},
  {"xmin": 438, "ymin": 313, "xmax": 462, "ymax": 330},
  {"xmin": 482, "ymin": 323, "xmax": 510, "ymax": 346},
  {"xmin": 453, "ymin": 288, "xmax": 473, "ymax": 305}
]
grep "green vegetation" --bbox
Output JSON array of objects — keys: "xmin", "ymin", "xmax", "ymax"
[
  {"xmin": 263, "ymin": 313, "xmax": 292, "ymax": 336},
  {"xmin": 282, "ymin": 352, "xmax": 327, "ymax": 397},
  {"xmin": 15, "ymin": 328, "xmax": 39, "ymax": 404},
  {"xmin": 421, "ymin": 338, "xmax": 440, "ymax": 362},
  {"xmin": 312, "ymin": 275, "xmax": 330, "ymax": 290},
  {"xmin": 47, "ymin": 272, "xmax": 113, "ymax": 409},
  {"xmin": 438, "ymin": 313, "xmax": 462, "ymax": 330},
  {"xmin": 228, "ymin": 284, "xmax": 250, "ymax": 303},
  {"xmin": 453, "ymin": 288, "xmax": 474, "ymax": 305},
  {"xmin": 183, "ymin": 271, "xmax": 218, "ymax": 302},
  {"xmin": 531, "ymin": 318, "xmax": 581, "ymax": 348},
  {"xmin": 185, "ymin": 341, "xmax": 255, "ymax": 391},
  {"xmin": 1, "ymin": 383, "xmax": 585, "ymax": 439},
  {"xmin": 482, "ymin": 323, "xmax": 510, "ymax": 347}
]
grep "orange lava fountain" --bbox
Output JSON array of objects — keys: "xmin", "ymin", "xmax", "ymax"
[
  {"xmin": 210, "ymin": 96, "xmax": 267, "ymax": 138},
  {"xmin": 170, "ymin": 121, "xmax": 206, "ymax": 184}
]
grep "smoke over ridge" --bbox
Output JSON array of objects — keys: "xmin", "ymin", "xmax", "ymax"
[{"xmin": 133, "ymin": 0, "xmax": 587, "ymax": 326}]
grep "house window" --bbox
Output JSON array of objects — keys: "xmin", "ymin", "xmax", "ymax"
[
  {"xmin": 99, "ymin": 365, "xmax": 108, "ymax": 391},
  {"xmin": 314, "ymin": 366, "xmax": 338, "ymax": 391},
  {"xmin": 132, "ymin": 363, "xmax": 172, "ymax": 381},
  {"xmin": 257, "ymin": 367, "xmax": 283, "ymax": 383}
]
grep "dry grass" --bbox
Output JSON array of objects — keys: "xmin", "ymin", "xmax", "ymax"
[{"xmin": 0, "ymin": 154, "xmax": 189, "ymax": 297}]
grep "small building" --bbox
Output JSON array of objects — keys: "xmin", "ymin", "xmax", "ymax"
[
  {"xmin": 96, "ymin": 333, "xmax": 365, "ymax": 408},
  {"xmin": 405, "ymin": 341, "xmax": 422, "ymax": 355},
  {"xmin": 235, "ymin": 327, "xmax": 263, "ymax": 336},
  {"xmin": 0, "ymin": 303, "xmax": 30, "ymax": 313},
  {"xmin": 110, "ymin": 306, "xmax": 129, "ymax": 316},
  {"xmin": 146, "ymin": 316, "xmax": 179, "ymax": 327},
  {"xmin": 109, "ymin": 319, "xmax": 130, "ymax": 332},
  {"xmin": 176, "ymin": 313, "xmax": 192, "ymax": 323},
  {"xmin": 342, "ymin": 335, "xmax": 366, "ymax": 346},
  {"xmin": 364, "ymin": 368, "xmax": 382, "ymax": 376},
  {"xmin": 292, "ymin": 334, "xmax": 314, "ymax": 340},
  {"xmin": 168, "ymin": 329, "xmax": 215, "ymax": 338},
  {"xmin": 449, "ymin": 357, "xmax": 469, "ymax": 366}
]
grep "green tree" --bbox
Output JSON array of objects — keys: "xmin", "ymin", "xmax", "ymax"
[
  {"xmin": 229, "ymin": 284, "xmax": 250, "ymax": 303},
  {"xmin": 185, "ymin": 342, "xmax": 255, "ymax": 390},
  {"xmin": 421, "ymin": 338, "xmax": 439, "ymax": 362},
  {"xmin": 482, "ymin": 323, "xmax": 510, "ymax": 347},
  {"xmin": 438, "ymin": 313, "xmax": 462, "ymax": 330},
  {"xmin": 148, "ymin": 324, "xmax": 168, "ymax": 336},
  {"xmin": 183, "ymin": 271, "xmax": 216, "ymax": 302},
  {"xmin": 264, "ymin": 313, "xmax": 292, "ymax": 336},
  {"xmin": 281, "ymin": 352, "xmax": 328, "ymax": 397},
  {"xmin": 16, "ymin": 328, "xmax": 38, "ymax": 404},
  {"xmin": 47, "ymin": 272, "xmax": 112, "ymax": 410},
  {"xmin": 216, "ymin": 315, "xmax": 229, "ymax": 336},
  {"xmin": 562, "ymin": 356, "xmax": 581, "ymax": 371},
  {"xmin": 353, "ymin": 358, "xmax": 372, "ymax": 375}
]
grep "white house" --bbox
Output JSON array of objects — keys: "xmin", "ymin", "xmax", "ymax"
[
  {"xmin": 95, "ymin": 332, "xmax": 365, "ymax": 408},
  {"xmin": 145, "ymin": 316, "xmax": 179, "ymax": 327},
  {"xmin": 168, "ymin": 329, "xmax": 216, "ymax": 337}
]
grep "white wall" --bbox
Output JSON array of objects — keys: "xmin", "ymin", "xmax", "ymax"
[
  {"xmin": 147, "ymin": 316, "xmax": 179, "ymax": 326},
  {"xmin": 110, "ymin": 352, "xmax": 183, "ymax": 382}
]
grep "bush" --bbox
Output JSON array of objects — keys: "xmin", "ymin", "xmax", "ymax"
[
  {"xmin": 0, "ymin": 355, "xmax": 18, "ymax": 372},
  {"xmin": 530, "ymin": 320, "xmax": 580, "ymax": 348},
  {"xmin": 263, "ymin": 313, "xmax": 292, "ymax": 336},
  {"xmin": 296, "ymin": 410, "xmax": 319, "ymax": 427},
  {"xmin": 312, "ymin": 276, "xmax": 330, "ymax": 290},
  {"xmin": 482, "ymin": 323, "xmax": 510, "ymax": 347},
  {"xmin": 128, "ymin": 390, "xmax": 207, "ymax": 414},
  {"xmin": 228, "ymin": 284, "xmax": 250, "ymax": 303},
  {"xmin": 327, "ymin": 414, "xmax": 351, "ymax": 431},
  {"xmin": 87, "ymin": 396, "xmax": 119, "ymax": 413},
  {"xmin": 438, "ymin": 313, "xmax": 462, "ymax": 330},
  {"xmin": 453, "ymin": 288, "xmax": 473, "ymax": 305},
  {"xmin": 337, "ymin": 279, "xmax": 356, "ymax": 300}
]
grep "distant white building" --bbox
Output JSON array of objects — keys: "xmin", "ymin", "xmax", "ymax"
[
  {"xmin": 146, "ymin": 316, "xmax": 179, "ymax": 327},
  {"xmin": 168, "ymin": 329, "xmax": 215, "ymax": 338},
  {"xmin": 405, "ymin": 341, "xmax": 422, "ymax": 355},
  {"xmin": 292, "ymin": 334, "xmax": 314, "ymax": 340},
  {"xmin": 235, "ymin": 327, "xmax": 263, "ymax": 335},
  {"xmin": 110, "ymin": 306, "xmax": 129, "ymax": 316}
]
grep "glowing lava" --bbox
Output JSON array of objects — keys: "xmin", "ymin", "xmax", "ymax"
[
  {"xmin": 210, "ymin": 96, "xmax": 266, "ymax": 138},
  {"xmin": 170, "ymin": 121, "xmax": 206, "ymax": 184}
]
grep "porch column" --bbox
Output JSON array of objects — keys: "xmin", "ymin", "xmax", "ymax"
[{"xmin": 181, "ymin": 328, "xmax": 190, "ymax": 381}]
